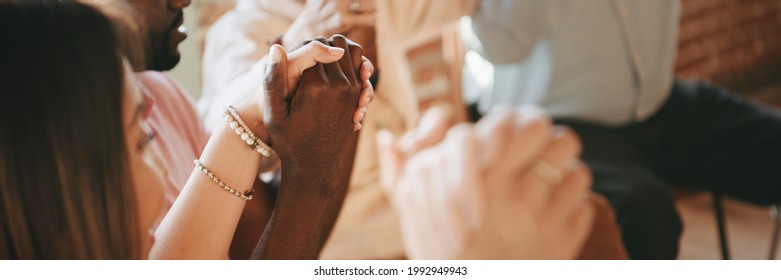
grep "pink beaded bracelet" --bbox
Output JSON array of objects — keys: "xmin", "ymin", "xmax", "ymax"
[{"xmin": 223, "ymin": 106, "xmax": 272, "ymax": 157}]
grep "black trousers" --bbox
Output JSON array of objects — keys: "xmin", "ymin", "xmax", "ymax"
[{"xmin": 469, "ymin": 79, "xmax": 781, "ymax": 259}]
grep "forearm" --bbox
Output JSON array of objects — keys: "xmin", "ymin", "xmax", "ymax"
[
  {"xmin": 251, "ymin": 140, "xmax": 358, "ymax": 259},
  {"xmin": 229, "ymin": 177, "xmax": 274, "ymax": 260},
  {"xmin": 249, "ymin": 34, "xmax": 368, "ymax": 259},
  {"xmin": 150, "ymin": 120, "xmax": 263, "ymax": 259}
]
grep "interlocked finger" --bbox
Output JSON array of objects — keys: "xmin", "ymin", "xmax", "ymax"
[{"xmin": 530, "ymin": 126, "xmax": 581, "ymax": 188}]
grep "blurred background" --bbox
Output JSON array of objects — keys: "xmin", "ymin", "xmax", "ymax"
[
  {"xmin": 172, "ymin": 0, "xmax": 781, "ymax": 103},
  {"xmin": 169, "ymin": 0, "xmax": 781, "ymax": 259}
]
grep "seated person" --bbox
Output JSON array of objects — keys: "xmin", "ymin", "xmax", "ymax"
[
  {"xmin": 87, "ymin": 0, "xmax": 375, "ymax": 259},
  {"xmin": 0, "ymin": 1, "xmax": 370, "ymax": 259},
  {"xmin": 463, "ymin": 0, "xmax": 781, "ymax": 259}
]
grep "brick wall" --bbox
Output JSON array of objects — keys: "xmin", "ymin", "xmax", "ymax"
[{"xmin": 676, "ymin": 0, "xmax": 781, "ymax": 92}]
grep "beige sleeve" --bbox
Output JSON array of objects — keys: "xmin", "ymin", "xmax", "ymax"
[
  {"xmin": 375, "ymin": 0, "xmax": 475, "ymax": 40},
  {"xmin": 199, "ymin": 8, "xmax": 283, "ymax": 132}
]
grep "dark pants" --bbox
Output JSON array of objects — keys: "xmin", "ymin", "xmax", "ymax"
[{"xmin": 469, "ymin": 79, "xmax": 781, "ymax": 259}]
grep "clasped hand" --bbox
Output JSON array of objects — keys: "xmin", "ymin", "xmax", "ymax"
[
  {"xmin": 379, "ymin": 106, "xmax": 596, "ymax": 259},
  {"xmin": 264, "ymin": 35, "xmax": 371, "ymax": 178}
]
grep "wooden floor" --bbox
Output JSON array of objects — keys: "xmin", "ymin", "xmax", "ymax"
[{"xmin": 675, "ymin": 191, "xmax": 781, "ymax": 259}]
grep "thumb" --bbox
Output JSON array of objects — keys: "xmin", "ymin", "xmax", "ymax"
[
  {"xmin": 264, "ymin": 44, "xmax": 289, "ymax": 124},
  {"xmin": 377, "ymin": 129, "xmax": 403, "ymax": 195},
  {"xmin": 286, "ymin": 41, "xmax": 345, "ymax": 90}
]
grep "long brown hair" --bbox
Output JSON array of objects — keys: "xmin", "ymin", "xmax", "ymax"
[{"xmin": 0, "ymin": 1, "xmax": 142, "ymax": 259}]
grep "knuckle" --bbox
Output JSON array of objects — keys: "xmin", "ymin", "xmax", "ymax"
[
  {"xmin": 332, "ymin": 78, "xmax": 353, "ymax": 95},
  {"xmin": 263, "ymin": 71, "xmax": 285, "ymax": 92},
  {"xmin": 350, "ymin": 45, "xmax": 363, "ymax": 63},
  {"xmin": 349, "ymin": 44, "xmax": 363, "ymax": 54},
  {"xmin": 491, "ymin": 105, "xmax": 517, "ymax": 120},
  {"xmin": 554, "ymin": 126, "xmax": 582, "ymax": 156},
  {"xmin": 310, "ymin": 82, "xmax": 330, "ymax": 95},
  {"xmin": 487, "ymin": 108, "xmax": 516, "ymax": 129},
  {"xmin": 314, "ymin": 36, "xmax": 328, "ymax": 43},
  {"xmin": 521, "ymin": 115, "xmax": 550, "ymax": 138},
  {"xmin": 568, "ymin": 131, "xmax": 583, "ymax": 157},
  {"xmin": 575, "ymin": 162, "xmax": 593, "ymax": 188},
  {"xmin": 329, "ymin": 34, "xmax": 347, "ymax": 43},
  {"xmin": 515, "ymin": 106, "xmax": 550, "ymax": 131},
  {"xmin": 518, "ymin": 105, "xmax": 552, "ymax": 125},
  {"xmin": 446, "ymin": 124, "xmax": 475, "ymax": 146},
  {"xmin": 559, "ymin": 162, "xmax": 591, "ymax": 198},
  {"xmin": 347, "ymin": 37, "xmax": 362, "ymax": 49},
  {"xmin": 295, "ymin": 40, "xmax": 312, "ymax": 52},
  {"xmin": 351, "ymin": 80, "xmax": 362, "ymax": 94}
]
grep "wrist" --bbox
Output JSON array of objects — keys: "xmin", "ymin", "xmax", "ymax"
[
  {"xmin": 199, "ymin": 123, "xmax": 264, "ymax": 194},
  {"xmin": 277, "ymin": 163, "xmax": 346, "ymax": 202},
  {"xmin": 234, "ymin": 100, "xmax": 270, "ymax": 145},
  {"xmin": 272, "ymin": 166, "xmax": 348, "ymax": 231}
]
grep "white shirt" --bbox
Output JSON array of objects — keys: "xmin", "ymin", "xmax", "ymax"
[{"xmin": 463, "ymin": 0, "xmax": 681, "ymax": 126}]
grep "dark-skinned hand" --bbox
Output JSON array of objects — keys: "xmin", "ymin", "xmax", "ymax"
[
  {"xmin": 264, "ymin": 35, "xmax": 364, "ymax": 173},
  {"xmin": 253, "ymin": 34, "xmax": 368, "ymax": 259}
]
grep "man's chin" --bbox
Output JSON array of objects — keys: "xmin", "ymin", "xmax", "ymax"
[{"xmin": 149, "ymin": 54, "xmax": 181, "ymax": 72}]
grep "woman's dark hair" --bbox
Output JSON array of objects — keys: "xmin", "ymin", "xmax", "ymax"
[{"xmin": 0, "ymin": 1, "xmax": 141, "ymax": 259}]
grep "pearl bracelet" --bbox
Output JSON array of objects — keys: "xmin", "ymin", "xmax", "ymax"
[
  {"xmin": 194, "ymin": 159, "xmax": 255, "ymax": 201},
  {"xmin": 224, "ymin": 106, "xmax": 272, "ymax": 157}
]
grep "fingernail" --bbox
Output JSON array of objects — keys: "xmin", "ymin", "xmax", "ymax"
[
  {"xmin": 269, "ymin": 45, "xmax": 282, "ymax": 64},
  {"xmin": 361, "ymin": 106, "xmax": 367, "ymax": 114},
  {"xmin": 364, "ymin": 60, "xmax": 374, "ymax": 74},
  {"xmin": 329, "ymin": 47, "xmax": 345, "ymax": 56}
]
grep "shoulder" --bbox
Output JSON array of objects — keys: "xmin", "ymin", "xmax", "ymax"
[
  {"xmin": 136, "ymin": 71, "xmax": 184, "ymax": 94},
  {"xmin": 206, "ymin": 2, "xmax": 292, "ymax": 46},
  {"xmin": 135, "ymin": 71, "xmax": 194, "ymax": 105}
]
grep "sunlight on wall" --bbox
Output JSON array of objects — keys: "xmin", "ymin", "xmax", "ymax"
[{"xmin": 168, "ymin": 5, "xmax": 201, "ymax": 99}]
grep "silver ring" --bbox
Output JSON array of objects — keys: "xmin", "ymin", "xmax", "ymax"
[
  {"xmin": 533, "ymin": 160, "xmax": 562, "ymax": 186},
  {"xmin": 349, "ymin": 0, "xmax": 360, "ymax": 13}
]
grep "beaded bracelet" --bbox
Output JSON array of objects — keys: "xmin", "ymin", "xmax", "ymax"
[
  {"xmin": 224, "ymin": 106, "xmax": 272, "ymax": 157},
  {"xmin": 194, "ymin": 159, "xmax": 255, "ymax": 201}
]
